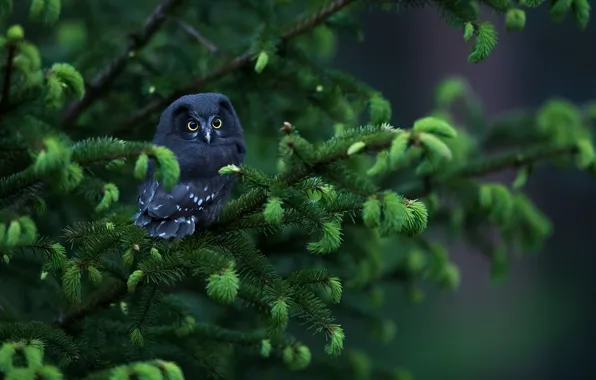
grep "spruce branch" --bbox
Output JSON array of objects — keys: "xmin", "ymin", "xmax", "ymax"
[
  {"xmin": 60, "ymin": 0, "xmax": 184, "ymax": 127},
  {"xmin": 217, "ymin": 140, "xmax": 580, "ymax": 233},
  {"xmin": 0, "ymin": 138, "xmax": 170, "ymax": 210},
  {"xmin": 157, "ymin": 321, "xmax": 269, "ymax": 346},
  {"xmin": 56, "ymin": 282, "xmax": 127, "ymax": 332},
  {"xmin": 401, "ymin": 142, "xmax": 580, "ymax": 198},
  {"xmin": 116, "ymin": 0, "xmax": 357, "ymax": 132},
  {"xmin": 341, "ymin": 142, "xmax": 581, "ymax": 213},
  {"xmin": 215, "ymin": 125, "xmax": 399, "ymax": 227}
]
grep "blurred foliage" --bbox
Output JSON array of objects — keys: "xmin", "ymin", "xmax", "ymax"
[{"xmin": 0, "ymin": 0, "xmax": 593, "ymax": 379}]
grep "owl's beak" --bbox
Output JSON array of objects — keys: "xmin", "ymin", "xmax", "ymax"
[{"xmin": 200, "ymin": 122, "xmax": 211, "ymax": 144}]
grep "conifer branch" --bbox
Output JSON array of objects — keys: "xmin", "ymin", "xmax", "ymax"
[
  {"xmin": 116, "ymin": 0, "xmax": 356, "ymax": 132},
  {"xmin": 60, "ymin": 0, "xmax": 184, "ymax": 127},
  {"xmin": 0, "ymin": 139, "xmax": 159, "ymax": 209},
  {"xmin": 402, "ymin": 143, "xmax": 580, "ymax": 198},
  {"xmin": 158, "ymin": 322, "xmax": 268, "ymax": 345},
  {"xmin": 216, "ymin": 141, "xmax": 580, "ymax": 230},
  {"xmin": 57, "ymin": 283, "xmax": 127, "ymax": 331}
]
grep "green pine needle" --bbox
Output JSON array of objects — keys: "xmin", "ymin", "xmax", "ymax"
[
  {"xmin": 347, "ymin": 141, "xmax": 366, "ymax": 155},
  {"xmin": 254, "ymin": 51, "xmax": 269, "ymax": 73},
  {"xmin": 134, "ymin": 153, "xmax": 149, "ymax": 180},
  {"xmin": 413, "ymin": 116, "xmax": 458, "ymax": 138},
  {"xmin": 418, "ymin": 132, "xmax": 453, "ymax": 161},
  {"xmin": 362, "ymin": 197, "xmax": 382, "ymax": 228},
  {"xmin": 571, "ymin": 0, "xmax": 591, "ymax": 29},
  {"xmin": 50, "ymin": 63, "xmax": 84, "ymax": 98},
  {"xmin": 284, "ymin": 344, "xmax": 312, "ymax": 371},
  {"xmin": 33, "ymin": 137, "xmax": 70, "ymax": 175},
  {"xmin": 576, "ymin": 138, "xmax": 595, "ymax": 169},
  {"xmin": 30, "ymin": 0, "xmax": 61, "ymax": 24},
  {"xmin": 0, "ymin": 0, "xmax": 14, "ymax": 19},
  {"xmin": 550, "ymin": 0, "xmax": 573, "ymax": 22},
  {"xmin": 96, "ymin": 183, "xmax": 119, "ymax": 212},
  {"xmin": 260, "ymin": 340, "xmax": 272, "ymax": 358},
  {"xmin": 270, "ymin": 298, "xmax": 289, "ymax": 324},
  {"xmin": 5, "ymin": 220, "xmax": 21, "ymax": 247},
  {"xmin": 512, "ymin": 166, "xmax": 530, "ymax": 189},
  {"xmin": 127, "ymin": 270, "xmax": 144, "ymax": 293},
  {"xmin": 367, "ymin": 150, "xmax": 390, "ymax": 176},
  {"xmin": 439, "ymin": 263, "xmax": 461, "ymax": 290},
  {"xmin": 324, "ymin": 324, "xmax": 345, "ymax": 356},
  {"xmin": 435, "ymin": 77, "xmax": 467, "ymax": 108},
  {"xmin": 6, "ymin": 24, "xmax": 23, "ymax": 41},
  {"xmin": 379, "ymin": 191, "xmax": 407, "ymax": 236},
  {"xmin": 468, "ymin": 22, "xmax": 498, "ymax": 63},
  {"xmin": 463, "ymin": 22, "xmax": 474, "ymax": 42},
  {"xmin": 401, "ymin": 200, "xmax": 429, "ymax": 237},
  {"xmin": 62, "ymin": 261, "xmax": 82, "ymax": 304},
  {"xmin": 506, "ymin": 9, "xmax": 527, "ymax": 31},
  {"xmin": 490, "ymin": 245, "xmax": 509, "ymax": 284},
  {"xmin": 389, "ymin": 132, "xmax": 410, "ymax": 165},
  {"xmin": 152, "ymin": 146, "xmax": 180, "ymax": 191},
  {"xmin": 326, "ymin": 276, "xmax": 343, "ymax": 303},
  {"xmin": 307, "ymin": 220, "xmax": 343, "ymax": 255},
  {"xmin": 87, "ymin": 265, "xmax": 103, "ymax": 285},
  {"xmin": 519, "ymin": 0, "xmax": 545, "ymax": 7},
  {"xmin": 206, "ymin": 266, "xmax": 240, "ymax": 304},
  {"xmin": 369, "ymin": 93, "xmax": 392, "ymax": 125},
  {"xmin": 130, "ymin": 327, "xmax": 144, "ymax": 347},
  {"xmin": 264, "ymin": 197, "xmax": 284, "ymax": 224}
]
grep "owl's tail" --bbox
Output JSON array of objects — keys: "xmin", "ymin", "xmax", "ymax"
[{"xmin": 134, "ymin": 212, "xmax": 196, "ymax": 239}]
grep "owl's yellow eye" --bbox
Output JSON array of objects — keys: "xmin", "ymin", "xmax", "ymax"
[
  {"xmin": 187, "ymin": 119, "xmax": 199, "ymax": 131},
  {"xmin": 211, "ymin": 118, "xmax": 222, "ymax": 129}
]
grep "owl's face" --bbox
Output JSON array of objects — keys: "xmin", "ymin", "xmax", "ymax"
[
  {"xmin": 154, "ymin": 93, "xmax": 245, "ymax": 154},
  {"xmin": 152, "ymin": 93, "xmax": 246, "ymax": 178}
]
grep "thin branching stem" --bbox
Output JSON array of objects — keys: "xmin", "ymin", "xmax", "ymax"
[
  {"xmin": 60, "ymin": 0, "xmax": 184, "ymax": 127},
  {"xmin": 171, "ymin": 17, "xmax": 219, "ymax": 53},
  {"xmin": 115, "ymin": 0, "xmax": 357, "ymax": 133}
]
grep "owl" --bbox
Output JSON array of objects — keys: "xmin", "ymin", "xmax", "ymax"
[{"xmin": 134, "ymin": 93, "xmax": 246, "ymax": 239}]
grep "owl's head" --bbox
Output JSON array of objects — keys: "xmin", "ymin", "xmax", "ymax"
[{"xmin": 154, "ymin": 93, "xmax": 246, "ymax": 155}]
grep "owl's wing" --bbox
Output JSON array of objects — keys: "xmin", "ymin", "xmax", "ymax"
[
  {"xmin": 135, "ymin": 174, "xmax": 234, "ymax": 238},
  {"xmin": 137, "ymin": 174, "xmax": 233, "ymax": 220},
  {"xmin": 135, "ymin": 141, "xmax": 243, "ymax": 238}
]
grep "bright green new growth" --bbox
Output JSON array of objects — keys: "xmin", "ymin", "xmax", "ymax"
[
  {"xmin": 206, "ymin": 264, "xmax": 240, "ymax": 304},
  {"xmin": 0, "ymin": 0, "xmax": 593, "ymax": 379},
  {"xmin": 45, "ymin": 63, "xmax": 84, "ymax": 109},
  {"xmin": 254, "ymin": 51, "xmax": 269, "ymax": 74}
]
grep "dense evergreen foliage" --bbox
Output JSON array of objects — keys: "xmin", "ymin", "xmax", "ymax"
[{"xmin": 0, "ymin": 0, "xmax": 593, "ymax": 379}]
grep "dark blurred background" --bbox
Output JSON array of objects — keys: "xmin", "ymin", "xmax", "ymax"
[
  {"xmin": 333, "ymin": 5, "xmax": 596, "ymax": 379},
  {"xmin": 3, "ymin": 1, "xmax": 594, "ymax": 378}
]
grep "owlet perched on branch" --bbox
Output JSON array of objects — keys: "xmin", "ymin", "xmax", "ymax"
[{"xmin": 134, "ymin": 93, "xmax": 246, "ymax": 239}]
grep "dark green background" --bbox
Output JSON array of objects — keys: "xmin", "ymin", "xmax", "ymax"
[{"xmin": 334, "ymin": 6, "xmax": 596, "ymax": 379}]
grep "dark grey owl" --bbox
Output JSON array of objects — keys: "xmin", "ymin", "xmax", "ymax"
[{"xmin": 134, "ymin": 93, "xmax": 246, "ymax": 239}]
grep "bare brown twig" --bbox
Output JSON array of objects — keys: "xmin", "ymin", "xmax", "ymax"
[
  {"xmin": 172, "ymin": 17, "xmax": 219, "ymax": 53},
  {"xmin": 60, "ymin": 0, "xmax": 184, "ymax": 127}
]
